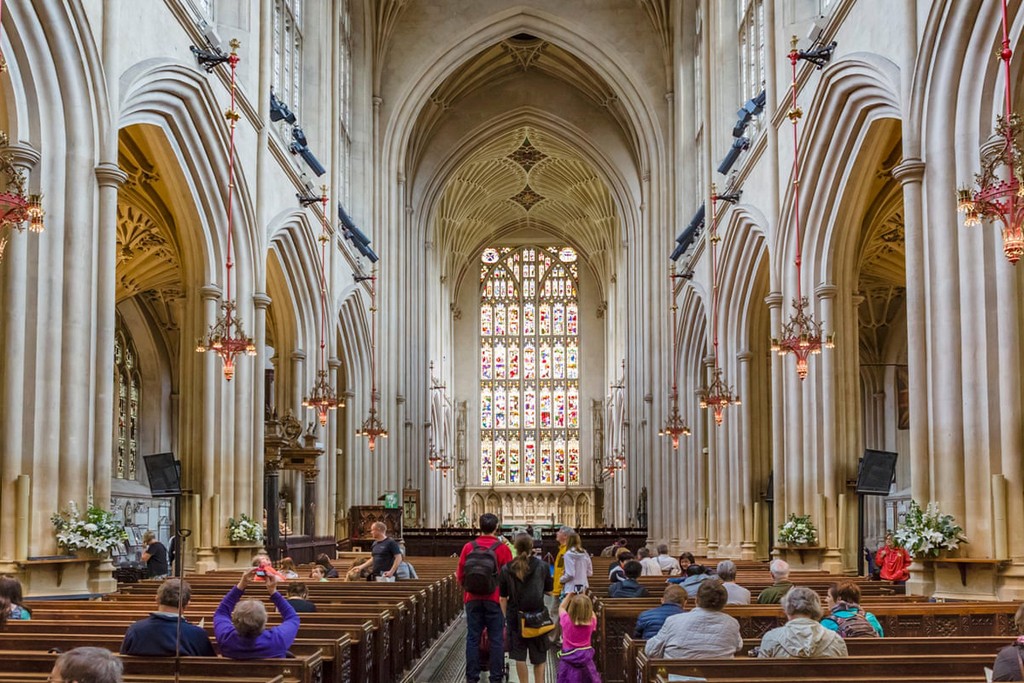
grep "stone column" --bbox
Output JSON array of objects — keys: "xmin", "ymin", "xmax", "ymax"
[
  {"xmin": 264, "ymin": 458, "xmax": 281, "ymax": 560},
  {"xmin": 252, "ymin": 292, "xmax": 271, "ymax": 524},
  {"xmin": 329, "ymin": 357, "xmax": 342, "ymax": 536},
  {"xmin": 303, "ymin": 470, "xmax": 317, "ymax": 537},
  {"xmin": 816, "ymin": 284, "xmax": 842, "ymax": 571},
  {"xmin": 0, "ymin": 144, "xmax": 40, "ymax": 569},
  {"xmin": 765, "ymin": 292, "xmax": 784, "ymax": 555},
  {"xmin": 289, "ymin": 351, "xmax": 305, "ymax": 532},
  {"xmin": 196, "ymin": 285, "xmax": 222, "ymax": 573},
  {"xmin": 737, "ymin": 351, "xmax": 756, "ymax": 559},
  {"xmin": 92, "ymin": 163, "xmax": 128, "ymax": 505}
]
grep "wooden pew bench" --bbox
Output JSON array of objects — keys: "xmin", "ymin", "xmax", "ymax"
[{"xmin": 0, "ymin": 651, "xmax": 324, "ymax": 683}]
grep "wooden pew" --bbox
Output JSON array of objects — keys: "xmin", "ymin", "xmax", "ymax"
[
  {"xmin": 0, "ymin": 651, "xmax": 324, "ymax": 683},
  {"xmin": 619, "ymin": 634, "xmax": 1011, "ymax": 683},
  {"xmin": 634, "ymin": 652, "xmax": 993, "ymax": 682},
  {"xmin": 595, "ymin": 599, "xmax": 1019, "ymax": 680}
]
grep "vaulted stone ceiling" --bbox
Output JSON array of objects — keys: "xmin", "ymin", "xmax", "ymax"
[{"xmin": 435, "ymin": 125, "xmax": 616, "ymax": 285}]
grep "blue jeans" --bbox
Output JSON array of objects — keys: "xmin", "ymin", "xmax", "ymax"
[{"xmin": 465, "ymin": 599, "xmax": 505, "ymax": 683}]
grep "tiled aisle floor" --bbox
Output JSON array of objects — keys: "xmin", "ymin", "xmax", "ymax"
[{"xmin": 411, "ymin": 615, "xmax": 559, "ymax": 683}]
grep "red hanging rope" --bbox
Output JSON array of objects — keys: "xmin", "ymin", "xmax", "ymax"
[
  {"xmin": 710, "ymin": 191, "xmax": 721, "ymax": 370},
  {"xmin": 788, "ymin": 41, "xmax": 804, "ymax": 305},
  {"xmin": 224, "ymin": 47, "xmax": 240, "ymax": 314}
]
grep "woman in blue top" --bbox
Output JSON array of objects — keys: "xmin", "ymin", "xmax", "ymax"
[{"xmin": 0, "ymin": 576, "xmax": 30, "ymax": 620}]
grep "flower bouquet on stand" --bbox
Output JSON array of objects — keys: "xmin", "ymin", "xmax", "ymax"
[
  {"xmin": 893, "ymin": 500, "xmax": 966, "ymax": 558},
  {"xmin": 50, "ymin": 500, "xmax": 128, "ymax": 557},
  {"xmin": 777, "ymin": 513, "xmax": 818, "ymax": 546},
  {"xmin": 227, "ymin": 514, "xmax": 264, "ymax": 544}
]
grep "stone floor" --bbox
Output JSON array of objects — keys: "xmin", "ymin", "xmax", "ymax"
[{"xmin": 409, "ymin": 614, "xmax": 559, "ymax": 683}]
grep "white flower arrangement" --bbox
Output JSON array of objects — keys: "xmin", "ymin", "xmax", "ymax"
[
  {"xmin": 777, "ymin": 513, "xmax": 818, "ymax": 546},
  {"xmin": 893, "ymin": 500, "xmax": 966, "ymax": 558},
  {"xmin": 227, "ymin": 513, "xmax": 264, "ymax": 543},
  {"xmin": 50, "ymin": 500, "xmax": 127, "ymax": 555}
]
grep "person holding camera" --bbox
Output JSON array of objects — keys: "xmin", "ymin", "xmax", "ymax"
[
  {"xmin": 500, "ymin": 533, "xmax": 554, "ymax": 683},
  {"xmin": 213, "ymin": 567, "xmax": 300, "ymax": 659}
]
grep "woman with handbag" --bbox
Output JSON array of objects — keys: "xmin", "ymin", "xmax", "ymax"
[{"xmin": 499, "ymin": 533, "xmax": 555, "ymax": 683}]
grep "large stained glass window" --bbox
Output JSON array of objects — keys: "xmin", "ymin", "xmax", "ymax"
[
  {"xmin": 114, "ymin": 314, "xmax": 141, "ymax": 481},
  {"xmin": 480, "ymin": 246, "xmax": 580, "ymax": 485}
]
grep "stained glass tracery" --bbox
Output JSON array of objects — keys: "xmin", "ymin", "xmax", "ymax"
[
  {"xmin": 480, "ymin": 246, "xmax": 580, "ymax": 485},
  {"xmin": 114, "ymin": 315, "xmax": 141, "ymax": 481}
]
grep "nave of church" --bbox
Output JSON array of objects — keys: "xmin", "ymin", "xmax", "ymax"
[{"xmin": 2, "ymin": 1, "xmax": 1024, "ymax": 678}]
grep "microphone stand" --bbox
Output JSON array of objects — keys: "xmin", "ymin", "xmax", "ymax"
[{"xmin": 172, "ymin": 528, "xmax": 192, "ymax": 683}]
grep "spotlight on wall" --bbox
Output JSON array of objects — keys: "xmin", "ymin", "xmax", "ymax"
[
  {"xmin": 717, "ymin": 137, "xmax": 751, "ymax": 175},
  {"xmin": 670, "ymin": 203, "xmax": 705, "ymax": 261},
  {"xmin": 338, "ymin": 203, "xmax": 380, "ymax": 263},
  {"xmin": 289, "ymin": 126, "xmax": 326, "ymax": 176},
  {"xmin": 732, "ymin": 89, "xmax": 767, "ymax": 137},
  {"xmin": 270, "ymin": 91, "xmax": 297, "ymax": 124},
  {"xmin": 189, "ymin": 44, "xmax": 230, "ymax": 71},
  {"xmin": 798, "ymin": 39, "xmax": 837, "ymax": 69}
]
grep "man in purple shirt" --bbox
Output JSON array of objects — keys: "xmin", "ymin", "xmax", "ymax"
[{"xmin": 214, "ymin": 566, "xmax": 300, "ymax": 659}]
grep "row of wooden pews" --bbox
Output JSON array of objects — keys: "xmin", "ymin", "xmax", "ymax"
[
  {"xmin": 0, "ymin": 555, "xmax": 461, "ymax": 683},
  {"xmin": 591, "ymin": 562, "xmax": 1018, "ymax": 683}
]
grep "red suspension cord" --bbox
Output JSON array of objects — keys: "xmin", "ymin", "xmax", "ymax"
[
  {"xmin": 225, "ymin": 47, "xmax": 240, "ymax": 312},
  {"xmin": 788, "ymin": 41, "xmax": 804, "ymax": 305}
]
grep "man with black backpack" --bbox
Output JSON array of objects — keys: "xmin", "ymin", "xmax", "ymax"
[{"xmin": 457, "ymin": 512, "xmax": 513, "ymax": 683}]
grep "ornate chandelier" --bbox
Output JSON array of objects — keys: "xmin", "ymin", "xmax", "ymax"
[
  {"xmin": 659, "ymin": 267, "xmax": 691, "ymax": 448},
  {"xmin": 303, "ymin": 190, "xmax": 343, "ymax": 425},
  {"xmin": 356, "ymin": 272, "xmax": 388, "ymax": 451},
  {"xmin": 771, "ymin": 36, "xmax": 834, "ymax": 379},
  {"xmin": 0, "ymin": 131, "xmax": 44, "ymax": 263},
  {"xmin": 957, "ymin": 1, "xmax": 1024, "ymax": 263},
  {"xmin": 698, "ymin": 187, "xmax": 739, "ymax": 426},
  {"xmin": 602, "ymin": 448, "xmax": 626, "ymax": 479},
  {"xmin": 195, "ymin": 40, "xmax": 255, "ymax": 380}
]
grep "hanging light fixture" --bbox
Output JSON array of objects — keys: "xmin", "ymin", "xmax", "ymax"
[
  {"xmin": 770, "ymin": 36, "xmax": 834, "ymax": 379},
  {"xmin": 602, "ymin": 447, "xmax": 626, "ymax": 479},
  {"xmin": 195, "ymin": 39, "xmax": 256, "ymax": 381},
  {"xmin": 957, "ymin": 0, "xmax": 1024, "ymax": 263},
  {"xmin": 356, "ymin": 271, "xmax": 388, "ymax": 451},
  {"xmin": 303, "ymin": 189, "xmax": 344, "ymax": 425},
  {"xmin": 698, "ymin": 187, "xmax": 740, "ymax": 426},
  {"xmin": 659, "ymin": 267, "xmax": 691, "ymax": 448}
]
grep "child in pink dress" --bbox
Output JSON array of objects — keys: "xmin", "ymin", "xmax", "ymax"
[{"xmin": 557, "ymin": 592, "xmax": 601, "ymax": 682}]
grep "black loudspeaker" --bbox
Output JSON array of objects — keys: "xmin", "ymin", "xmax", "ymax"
[
  {"xmin": 764, "ymin": 472, "xmax": 774, "ymax": 502},
  {"xmin": 856, "ymin": 449, "xmax": 898, "ymax": 495},
  {"xmin": 143, "ymin": 452, "xmax": 181, "ymax": 495}
]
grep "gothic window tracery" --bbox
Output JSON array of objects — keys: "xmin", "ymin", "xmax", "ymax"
[
  {"xmin": 272, "ymin": 0, "xmax": 303, "ymax": 114},
  {"xmin": 114, "ymin": 315, "xmax": 141, "ymax": 480},
  {"xmin": 738, "ymin": 0, "xmax": 765, "ymax": 102},
  {"xmin": 480, "ymin": 246, "xmax": 580, "ymax": 486}
]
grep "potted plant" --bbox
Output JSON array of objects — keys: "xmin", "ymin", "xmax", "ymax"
[
  {"xmin": 227, "ymin": 513, "xmax": 264, "ymax": 544},
  {"xmin": 777, "ymin": 513, "xmax": 818, "ymax": 546},
  {"xmin": 50, "ymin": 500, "xmax": 128, "ymax": 557},
  {"xmin": 893, "ymin": 500, "xmax": 966, "ymax": 558}
]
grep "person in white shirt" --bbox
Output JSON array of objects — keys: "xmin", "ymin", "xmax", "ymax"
[
  {"xmin": 645, "ymin": 579, "xmax": 743, "ymax": 659},
  {"xmin": 654, "ymin": 544, "xmax": 681, "ymax": 575},
  {"xmin": 716, "ymin": 560, "xmax": 751, "ymax": 605},
  {"xmin": 637, "ymin": 547, "xmax": 662, "ymax": 576}
]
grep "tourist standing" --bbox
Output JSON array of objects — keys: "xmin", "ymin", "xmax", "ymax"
[
  {"xmin": 457, "ymin": 513, "xmax": 513, "ymax": 683},
  {"xmin": 141, "ymin": 531, "xmax": 169, "ymax": 580},
  {"xmin": 350, "ymin": 522, "xmax": 403, "ymax": 580},
  {"xmin": 500, "ymin": 533, "xmax": 554, "ymax": 683},
  {"xmin": 560, "ymin": 532, "xmax": 592, "ymax": 596},
  {"xmin": 557, "ymin": 592, "xmax": 600, "ymax": 682}
]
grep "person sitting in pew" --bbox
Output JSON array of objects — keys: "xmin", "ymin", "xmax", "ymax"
[
  {"xmin": 875, "ymin": 532, "xmax": 911, "ymax": 583},
  {"xmin": 715, "ymin": 560, "xmax": 750, "ymax": 605},
  {"xmin": 667, "ymin": 563, "xmax": 713, "ymax": 597},
  {"xmin": 820, "ymin": 581, "xmax": 882, "ymax": 638},
  {"xmin": 644, "ymin": 579, "xmax": 742, "ymax": 659},
  {"xmin": 214, "ymin": 567, "xmax": 300, "ymax": 659},
  {"xmin": 654, "ymin": 544, "xmax": 681, "ymax": 576},
  {"xmin": 634, "ymin": 584, "xmax": 687, "ymax": 639},
  {"xmin": 51, "ymin": 646, "xmax": 123, "ymax": 683},
  {"xmin": 278, "ymin": 557, "xmax": 300, "ymax": 579},
  {"xmin": 314, "ymin": 552, "xmax": 340, "ymax": 578},
  {"xmin": 395, "ymin": 543, "xmax": 418, "ymax": 580},
  {"xmin": 608, "ymin": 551, "xmax": 634, "ymax": 583},
  {"xmin": 120, "ymin": 578, "xmax": 216, "ymax": 657},
  {"xmin": 636, "ymin": 547, "xmax": 661, "ymax": 576},
  {"xmin": 0, "ymin": 575, "xmax": 31, "ymax": 620},
  {"xmin": 309, "ymin": 565, "xmax": 329, "ymax": 582},
  {"xmin": 286, "ymin": 582, "xmax": 317, "ymax": 613},
  {"xmin": 757, "ymin": 586, "xmax": 848, "ymax": 658},
  {"xmin": 756, "ymin": 559, "xmax": 794, "ymax": 604},
  {"xmin": 609, "ymin": 560, "xmax": 649, "ymax": 598},
  {"xmin": 992, "ymin": 602, "xmax": 1024, "ymax": 681}
]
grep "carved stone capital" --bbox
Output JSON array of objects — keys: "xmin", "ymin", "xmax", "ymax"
[
  {"xmin": 764, "ymin": 291, "xmax": 784, "ymax": 309},
  {"xmin": 252, "ymin": 292, "xmax": 272, "ymax": 310},
  {"xmin": 95, "ymin": 163, "xmax": 129, "ymax": 188},
  {"xmin": 891, "ymin": 158, "xmax": 925, "ymax": 185},
  {"xmin": 200, "ymin": 285, "xmax": 222, "ymax": 301}
]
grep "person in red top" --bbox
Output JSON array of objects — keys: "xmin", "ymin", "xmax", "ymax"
[
  {"xmin": 456, "ymin": 512, "xmax": 513, "ymax": 683},
  {"xmin": 875, "ymin": 532, "xmax": 912, "ymax": 582}
]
